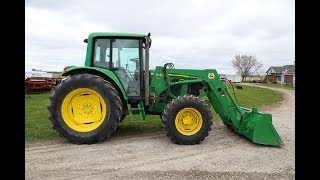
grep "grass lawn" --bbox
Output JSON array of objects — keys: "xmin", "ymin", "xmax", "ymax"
[
  {"xmin": 226, "ymin": 83, "xmax": 284, "ymax": 108},
  {"xmin": 25, "ymin": 84, "xmax": 283, "ymax": 141},
  {"xmin": 25, "ymin": 92, "xmax": 60, "ymax": 140}
]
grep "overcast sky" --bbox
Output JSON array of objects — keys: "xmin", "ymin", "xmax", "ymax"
[{"xmin": 25, "ymin": 0, "xmax": 294, "ymax": 75}]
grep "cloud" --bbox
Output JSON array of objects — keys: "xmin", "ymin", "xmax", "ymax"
[{"xmin": 25, "ymin": 0, "xmax": 294, "ymax": 74}]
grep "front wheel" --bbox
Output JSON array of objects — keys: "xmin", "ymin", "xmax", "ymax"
[
  {"xmin": 161, "ymin": 94, "xmax": 213, "ymax": 145},
  {"xmin": 48, "ymin": 74, "xmax": 122, "ymax": 144}
]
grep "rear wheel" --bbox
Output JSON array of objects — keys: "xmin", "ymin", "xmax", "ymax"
[
  {"xmin": 120, "ymin": 115, "xmax": 126, "ymax": 123},
  {"xmin": 48, "ymin": 74, "xmax": 122, "ymax": 144},
  {"xmin": 161, "ymin": 94, "xmax": 213, "ymax": 145}
]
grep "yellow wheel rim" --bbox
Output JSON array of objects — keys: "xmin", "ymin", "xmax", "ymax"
[
  {"xmin": 175, "ymin": 108, "xmax": 203, "ymax": 136},
  {"xmin": 61, "ymin": 88, "xmax": 107, "ymax": 132}
]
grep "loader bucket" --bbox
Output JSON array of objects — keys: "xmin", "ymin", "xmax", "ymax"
[{"xmin": 237, "ymin": 107, "xmax": 282, "ymax": 146}]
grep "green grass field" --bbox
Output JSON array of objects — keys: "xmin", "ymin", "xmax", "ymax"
[{"xmin": 25, "ymin": 84, "xmax": 283, "ymax": 141}]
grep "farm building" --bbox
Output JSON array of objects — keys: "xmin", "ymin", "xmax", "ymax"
[
  {"xmin": 219, "ymin": 74, "xmax": 241, "ymax": 83},
  {"xmin": 266, "ymin": 65, "xmax": 295, "ymax": 84},
  {"xmin": 226, "ymin": 75, "xmax": 241, "ymax": 83}
]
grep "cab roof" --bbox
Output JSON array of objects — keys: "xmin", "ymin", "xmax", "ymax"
[{"xmin": 89, "ymin": 32, "xmax": 146, "ymax": 38}]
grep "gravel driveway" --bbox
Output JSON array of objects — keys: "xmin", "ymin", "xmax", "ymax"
[{"xmin": 25, "ymin": 84, "xmax": 295, "ymax": 180}]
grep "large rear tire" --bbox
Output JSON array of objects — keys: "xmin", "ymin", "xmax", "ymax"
[
  {"xmin": 120, "ymin": 115, "xmax": 126, "ymax": 123},
  {"xmin": 161, "ymin": 94, "xmax": 213, "ymax": 145},
  {"xmin": 48, "ymin": 74, "xmax": 122, "ymax": 144}
]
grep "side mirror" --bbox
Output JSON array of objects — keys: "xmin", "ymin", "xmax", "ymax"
[{"xmin": 84, "ymin": 39, "xmax": 88, "ymax": 43}]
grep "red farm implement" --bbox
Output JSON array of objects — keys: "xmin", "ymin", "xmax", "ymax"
[{"xmin": 25, "ymin": 71, "xmax": 56, "ymax": 93}]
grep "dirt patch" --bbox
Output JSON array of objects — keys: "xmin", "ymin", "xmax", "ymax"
[{"xmin": 25, "ymin": 84, "xmax": 295, "ymax": 179}]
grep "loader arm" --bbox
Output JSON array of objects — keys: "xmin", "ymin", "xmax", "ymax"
[{"xmin": 152, "ymin": 67, "xmax": 282, "ymax": 146}]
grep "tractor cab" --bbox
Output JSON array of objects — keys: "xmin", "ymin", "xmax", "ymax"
[{"xmin": 84, "ymin": 32, "xmax": 151, "ymax": 100}]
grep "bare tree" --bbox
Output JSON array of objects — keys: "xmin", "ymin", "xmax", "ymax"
[{"xmin": 231, "ymin": 54, "xmax": 263, "ymax": 81}]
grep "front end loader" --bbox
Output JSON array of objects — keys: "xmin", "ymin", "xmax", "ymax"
[{"xmin": 48, "ymin": 32, "xmax": 282, "ymax": 146}]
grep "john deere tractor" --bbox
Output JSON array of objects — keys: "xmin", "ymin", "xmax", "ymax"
[{"xmin": 48, "ymin": 32, "xmax": 282, "ymax": 146}]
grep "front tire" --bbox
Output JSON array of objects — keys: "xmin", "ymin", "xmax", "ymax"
[
  {"xmin": 161, "ymin": 94, "xmax": 213, "ymax": 145},
  {"xmin": 48, "ymin": 74, "xmax": 122, "ymax": 144}
]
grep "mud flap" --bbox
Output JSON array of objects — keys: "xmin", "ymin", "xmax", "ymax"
[{"xmin": 238, "ymin": 108, "xmax": 282, "ymax": 146}]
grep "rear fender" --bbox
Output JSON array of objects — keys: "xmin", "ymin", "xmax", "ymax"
[{"xmin": 62, "ymin": 66, "xmax": 128, "ymax": 101}]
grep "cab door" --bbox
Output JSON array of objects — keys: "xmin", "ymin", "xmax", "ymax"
[{"xmin": 112, "ymin": 38, "xmax": 143, "ymax": 98}]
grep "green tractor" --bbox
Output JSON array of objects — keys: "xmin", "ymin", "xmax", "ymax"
[{"xmin": 48, "ymin": 32, "xmax": 282, "ymax": 146}]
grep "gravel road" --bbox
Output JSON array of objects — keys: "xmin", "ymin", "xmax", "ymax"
[{"xmin": 25, "ymin": 84, "xmax": 295, "ymax": 180}]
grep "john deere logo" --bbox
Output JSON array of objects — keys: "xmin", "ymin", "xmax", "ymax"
[{"xmin": 208, "ymin": 73, "xmax": 215, "ymax": 79}]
